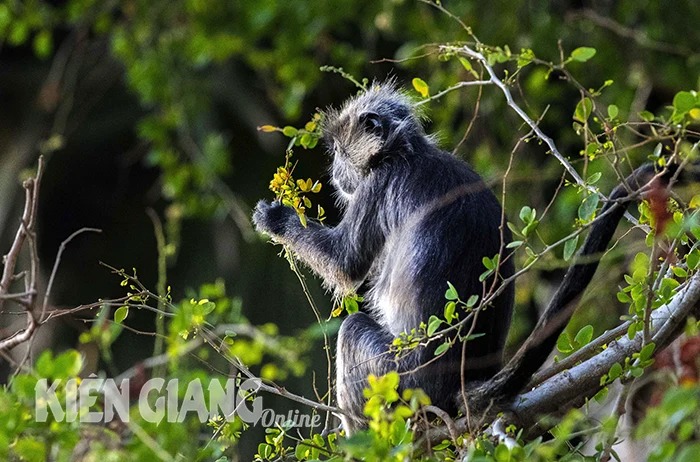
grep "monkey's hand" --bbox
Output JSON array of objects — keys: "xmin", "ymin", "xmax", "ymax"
[{"xmin": 252, "ymin": 200, "xmax": 297, "ymax": 238}]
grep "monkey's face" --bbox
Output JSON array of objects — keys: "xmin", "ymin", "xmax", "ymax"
[
  {"xmin": 323, "ymin": 82, "xmax": 423, "ymax": 201},
  {"xmin": 327, "ymin": 112, "xmax": 385, "ymax": 200}
]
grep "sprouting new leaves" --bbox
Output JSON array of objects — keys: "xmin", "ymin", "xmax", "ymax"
[
  {"xmin": 259, "ymin": 113, "xmax": 325, "ymax": 226},
  {"xmin": 333, "ymin": 293, "xmax": 363, "ymax": 317},
  {"xmin": 479, "ymin": 254, "xmax": 500, "ymax": 282},
  {"xmin": 282, "ymin": 126, "xmax": 298, "ymax": 137},
  {"xmin": 412, "ymin": 77, "xmax": 430, "ymax": 98},
  {"xmin": 519, "ymin": 206, "xmax": 539, "ymax": 237}
]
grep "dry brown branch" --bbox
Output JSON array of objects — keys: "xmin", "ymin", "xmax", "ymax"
[{"xmin": 0, "ymin": 157, "xmax": 44, "ymax": 351}]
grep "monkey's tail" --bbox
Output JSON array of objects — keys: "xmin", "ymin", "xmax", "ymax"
[{"xmin": 484, "ymin": 162, "xmax": 684, "ymax": 399}]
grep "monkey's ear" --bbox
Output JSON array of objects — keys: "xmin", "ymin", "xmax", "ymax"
[{"xmin": 359, "ymin": 112, "xmax": 384, "ymax": 138}]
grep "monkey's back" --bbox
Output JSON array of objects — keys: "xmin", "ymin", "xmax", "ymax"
[{"xmin": 364, "ymin": 145, "xmax": 514, "ymax": 407}]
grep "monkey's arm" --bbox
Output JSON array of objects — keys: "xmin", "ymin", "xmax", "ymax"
[{"xmin": 252, "ymin": 200, "xmax": 383, "ymax": 294}]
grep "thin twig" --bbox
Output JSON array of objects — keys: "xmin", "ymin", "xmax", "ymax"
[
  {"xmin": 445, "ymin": 45, "xmax": 585, "ymax": 186},
  {"xmin": 42, "ymin": 227, "xmax": 102, "ymax": 321},
  {"xmin": 414, "ymin": 80, "xmax": 493, "ymax": 106},
  {"xmin": 287, "ymin": 253, "xmax": 336, "ymax": 432},
  {"xmin": 146, "ymin": 208, "xmax": 168, "ymax": 363}
]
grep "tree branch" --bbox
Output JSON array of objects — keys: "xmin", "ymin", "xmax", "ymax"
[
  {"xmin": 426, "ymin": 270, "xmax": 700, "ymax": 442},
  {"xmin": 512, "ymin": 269, "xmax": 700, "ymax": 433},
  {"xmin": 0, "ymin": 157, "xmax": 44, "ymax": 351}
]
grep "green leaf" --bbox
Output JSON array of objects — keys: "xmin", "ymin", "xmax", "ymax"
[
  {"xmin": 282, "ymin": 126, "xmax": 298, "ymax": 137},
  {"xmin": 433, "ymin": 440, "xmax": 452, "ymax": 450},
  {"xmin": 574, "ymin": 325, "xmax": 593, "ymax": 346},
  {"xmin": 258, "ymin": 443, "xmax": 273, "ymax": 459},
  {"xmin": 578, "ymin": 192, "xmax": 600, "ymax": 222},
  {"xmin": 494, "ymin": 442, "xmax": 512, "ymax": 462},
  {"xmin": 570, "ymin": 47, "xmax": 597, "ymax": 62},
  {"xmin": 427, "ymin": 316, "xmax": 442, "ymax": 336},
  {"xmin": 466, "ymin": 295, "xmax": 479, "ymax": 307},
  {"xmin": 673, "ymin": 91, "xmax": 696, "ymax": 114},
  {"xmin": 35, "ymin": 351, "xmax": 54, "ymax": 378},
  {"xmin": 608, "ymin": 362, "xmax": 623, "ymax": 381},
  {"xmin": 458, "ymin": 57, "xmax": 473, "ymax": 72},
  {"xmin": 676, "ymin": 442, "xmax": 700, "ymax": 462},
  {"xmin": 507, "ymin": 221, "xmax": 524, "ymax": 238},
  {"xmin": 617, "ymin": 291, "xmax": 632, "ymax": 303},
  {"xmin": 412, "ymin": 77, "xmax": 429, "ymax": 98},
  {"xmin": 563, "ymin": 235, "xmax": 579, "ymax": 261},
  {"xmin": 556, "ymin": 332, "xmax": 573, "ymax": 354},
  {"xmin": 588, "ymin": 172, "xmax": 602, "ymax": 184},
  {"xmin": 607, "ymin": 104, "xmax": 619, "ymax": 119},
  {"xmin": 479, "ymin": 268, "xmax": 494, "ymax": 282},
  {"xmin": 688, "ymin": 250, "xmax": 700, "ymax": 270},
  {"xmin": 464, "ymin": 332, "xmax": 485, "ymax": 342},
  {"xmin": 295, "ymin": 440, "xmax": 312, "ymax": 460},
  {"xmin": 639, "ymin": 342, "xmax": 656, "ymax": 361},
  {"xmin": 54, "ymin": 350, "xmax": 83, "ymax": 378},
  {"xmin": 482, "ymin": 255, "xmax": 496, "ymax": 270},
  {"xmin": 574, "ymin": 97, "xmax": 593, "ymax": 122},
  {"xmin": 434, "ymin": 341, "xmax": 450, "ymax": 356},
  {"xmin": 445, "ymin": 281, "xmax": 459, "ymax": 300},
  {"xmin": 517, "ymin": 48, "xmax": 535, "ymax": 68},
  {"xmin": 13, "ymin": 437, "xmax": 45, "ymax": 462},
  {"xmin": 639, "ymin": 110, "xmax": 655, "ymax": 122},
  {"xmin": 114, "ymin": 305, "xmax": 129, "ymax": 324},
  {"xmin": 342, "ymin": 295, "xmax": 360, "ymax": 314},
  {"xmin": 593, "ymin": 386, "xmax": 609, "ymax": 403},
  {"xmin": 306, "ymin": 136, "xmax": 319, "ymax": 149},
  {"xmin": 522, "ymin": 219, "xmax": 539, "ymax": 237},
  {"xmin": 444, "ymin": 301, "xmax": 456, "ymax": 323},
  {"xmin": 33, "ymin": 30, "xmax": 53, "ymax": 59},
  {"xmin": 519, "ymin": 206, "xmax": 535, "ymax": 223}
]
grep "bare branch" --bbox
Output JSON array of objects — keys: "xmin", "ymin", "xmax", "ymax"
[
  {"xmin": 41, "ymin": 227, "xmax": 102, "ymax": 321},
  {"xmin": 414, "ymin": 80, "xmax": 493, "ymax": 106},
  {"xmin": 0, "ymin": 156, "xmax": 45, "ymax": 351},
  {"xmin": 443, "ymin": 45, "xmax": 585, "ymax": 186}
]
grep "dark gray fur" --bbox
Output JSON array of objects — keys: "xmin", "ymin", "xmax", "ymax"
[{"xmin": 253, "ymin": 83, "xmax": 514, "ymax": 433}]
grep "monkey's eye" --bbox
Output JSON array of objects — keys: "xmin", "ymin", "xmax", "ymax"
[{"xmin": 358, "ymin": 112, "xmax": 383, "ymax": 138}]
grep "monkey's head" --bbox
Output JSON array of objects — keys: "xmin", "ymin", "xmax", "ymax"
[{"xmin": 322, "ymin": 82, "xmax": 430, "ymax": 200}]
